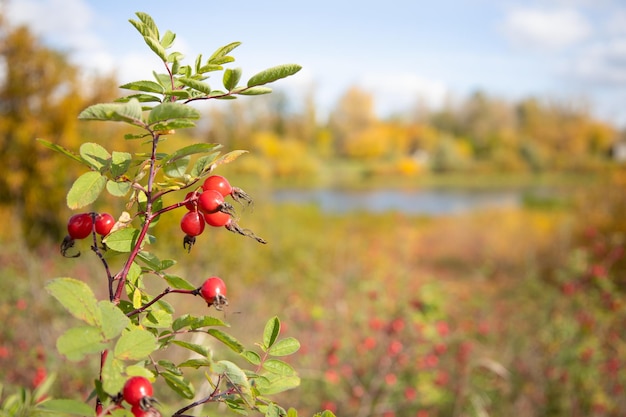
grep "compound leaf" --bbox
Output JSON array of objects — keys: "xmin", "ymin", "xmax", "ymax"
[
  {"xmin": 148, "ymin": 102, "xmax": 200, "ymax": 125},
  {"xmin": 268, "ymin": 337, "xmax": 300, "ymax": 357},
  {"xmin": 208, "ymin": 329, "xmax": 244, "ymax": 353},
  {"xmin": 119, "ymin": 80, "xmax": 164, "ymax": 94}
]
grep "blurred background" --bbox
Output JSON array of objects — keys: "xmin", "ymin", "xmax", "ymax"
[{"xmin": 1, "ymin": 1, "xmax": 626, "ymax": 416}]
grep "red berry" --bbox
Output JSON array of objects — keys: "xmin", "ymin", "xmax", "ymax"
[
  {"xmin": 67, "ymin": 213, "xmax": 93, "ymax": 239},
  {"xmin": 198, "ymin": 189, "xmax": 225, "ymax": 214},
  {"xmin": 123, "ymin": 376, "xmax": 153, "ymax": 407},
  {"xmin": 202, "ymin": 175, "xmax": 232, "ymax": 197},
  {"xmin": 95, "ymin": 213, "xmax": 115, "ymax": 236},
  {"xmin": 204, "ymin": 210, "xmax": 231, "ymax": 227},
  {"xmin": 180, "ymin": 211, "xmax": 205, "ymax": 237},
  {"xmin": 199, "ymin": 276, "xmax": 228, "ymax": 309},
  {"xmin": 184, "ymin": 191, "xmax": 198, "ymax": 211}
]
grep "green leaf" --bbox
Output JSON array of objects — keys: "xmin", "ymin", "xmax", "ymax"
[
  {"xmin": 148, "ymin": 102, "xmax": 200, "ymax": 125},
  {"xmin": 161, "ymin": 29, "xmax": 176, "ymax": 48},
  {"xmin": 67, "ymin": 171, "xmax": 107, "ymax": 209},
  {"xmin": 163, "ymin": 143, "xmax": 221, "ymax": 165},
  {"xmin": 103, "ymin": 228, "xmax": 144, "ymax": 253},
  {"xmin": 79, "ymin": 99, "xmax": 144, "ymax": 125},
  {"xmin": 36, "ymin": 399, "xmax": 95, "ymax": 416},
  {"xmin": 80, "ymin": 142, "xmax": 111, "ymax": 171},
  {"xmin": 214, "ymin": 360, "xmax": 253, "ymax": 404},
  {"xmin": 178, "ymin": 358, "xmax": 212, "ymax": 369},
  {"xmin": 114, "ymin": 328, "xmax": 158, "ymax": 360},
  {"xmin": 106, "ymin": 180, "xmax": 132, "ymax": 197},
  {"xmin": 119, "ymin": 80, "xmax": 164, "ymax": 94},
  {"xmin": 99, "ymin": 301, "xmax": 130, "ymax": 340},
  {"xmin": 287, "ymin": 408, "xmax": 299, "ymax": 417},
  {"xmin": 164, "ymin": 275, "xmax": 195, "ymax": 290},
  {"xmin": 162, "ymin": 371, "xmax": 194, "ymax": 399},
  {"xmin": 239, "ymin": 86, "xmax": 273, "ymax": 95},
  {"xmin": 152, "ymin": 119, "xmax": 197, "ymax": 132},
  {"xmin": 256, "ymin": 374, "xmax": 301, "ymax": 395},
  {"xmin": 36, "ymin": 138, "xmax": 84, "ymax": 164},
  {"xmin": 178, "ymin": 77, "xmax": 212, "ymax": 95},
  {"xmin": 262, "ymin": 359, "xmax": 296, "ymax": 376},
  {"xmin": 163, "ymin": 156, "xmax": 189, "ymax": 178},
  {"xmin": 102, "ymin": 355, "xmax": 125, "ymax": 396},
  {"xmin": 208, "ymin": 41, "xmax": 241, "ymax": 64},
  {"xmin": 190, "ymin": 153, "xmax": 220, "ymax": 177},
  {"xmin": 247, "ymin": 64, "xmax": 301, "ymax": 87},
  {"xmin": 190, "ymin": 315, "xmax": 228, "ymax": 329},
  {"xmin": 130, "ymin": 12, "xmax": 159, "ymax": 39},
  {"xmin": 125, "ymin": 365, "xmax": 154, "ymax": 379},
  {"xmin": 263, "ymin": 316, "xmax": 281, "ymax": 349},
  {"xmin": 213, "ymin": 150, "xmax": 248, "ymax": 168},
  {"xmin": 57, "ymin": 326, "xmax": 107, "ymax": 361},
  {"xmin": 208, "ymin": 329, "xmax": 244, "ymax": 353},
  {"xmin": 263, "ymin": 403, "xmax": 284, "ymax": 417},
  {"xmin": 111, "ymin": 151, "xmax": 132, "ymax": 177},
  {"xmin": 143, "ymin": 35, "xmax": 167, "ymax": 60},
  {"xmin": 241, "ymin": 350, "xmax": 261, "ymax": 366},
  {"xmin": 172, "ymin": 340, "xmax": 210, "ymax": 357},
  {"xmin": 223, "ymin": 68, "xmax": 242, "ymax": 91},
  {"xmin": 163, "ymin": 89, "xmax": 191, "ymax": 100},
  {"xmin": 268, "ymin": 337, "xmax": 300, "ymax": 357},
  {"xmin": 116, "ymin": 93, "xmax": 161, "ymax": 103},
  {"xmin": 143, "ymin": 309, "xmax": 173, "ymax": 329},
  {"xmin": 46, "ymin": 278, "xmax": 102, "ymax": 326}
]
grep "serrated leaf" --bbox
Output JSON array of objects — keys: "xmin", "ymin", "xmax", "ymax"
[
  {"xmin": 241, "ymin": 350, "xmax": 262, "ymax": 366},
  {"xmin": 247, "ymin": 64, "xmax": 301, "ymax": 87},
  {"xmin": 268, "ymin": 337, "xmax": 300, "ymax": 357},
  {"xmin": 172, "ymin": 340, "xmax": 210, "ymax": 357},
  {"xmin": 178, "ymin": 358, "xmax": 212, "ymax": 369},
  {"xmin": 80, "ymin": 142, "xmax": 111, "ymax": 171},
  {"xmin": 162, "ymin": 371, "xmax": 195, "ymax": 399},
  {"xmin": 163, "ymin": 143, "xmax": 221, "ymax": 165},
  {"xmin": 208, "ymin": 328, "xmax": 244, "ymax": 353},
  {"xmin": 191, "ymin": 315, "xmax": 228, "ymax": 329},
  {"xmin": 161, "ymin": 29, "xmax": 176, "ymax": 48},
  {"xmin": 114, "ymin": 328, "xmax": 157, "ymax": 360},
  {"xmin": 67, "ymin": 171, "xmax": 107, "ymax": 209},
  {"xmin": 144, "ymin": 36, "xmax": 167, "ymax": 60},
  {"xmin": 215, "ymin": 360, "xmax": 253, "ymax": 404},
  {"xmin": 190, "ymin": 153, "xmax": 220, "ymax": 177},
  {"xmin": 164, "ymin": 156, "xmax": 190, "ymax": 178},
  {"xmin": 172, "ymin": 315, "xmax": 194, "ymax": 332},
  {"xmin": 119, "ymin": 80, "xmax": 164, "ymax": 94},
  {"xmin": 36, "ymin": 399, "xmax": 95, "ymax": 416},
  {"xmin": 148, "ymin": 102, "xmax": 200, "ymax": 125},
  {"xmin": 111, "ymin": 151, "xmax": 132, "ymax": 177},
  {"xmin": 239, "ymin": 86, "xmax": 273, "ymax": 95},
  {"xmin": 102, "ymin": 355, "xmax": 125, "ymax": 396},
  {"xmin": 103, "ymin": 228, "xmax": 143, "ymax": 253},
  {"xmin": 164, "ymin": 275, "xmax": 195, "ymax": 290},
  {"xmin": 178, "ymin": 77, "xmax": 212, "ymax": 95},
  {"xmin": 46, "ymin": 278, "xmax": 101, "ymax": 326},
  {"xmin": 262, "ymin": 359, "xmax": 296, "ymax": 376},
  {"xmin": 152, "ymin": 119, "xmax": 197, "ymax": 131},
  {"xmin": 143, "ymin": 309, "xmax": 173, "ymax": 329},
  {"xmin": 223, "ymin": 67, "xmax": 242, "ymax": 91},
  {"xmin": 198, "ymin": 64, "xmax": 223, "ymax": 73},
  {"xmin": 256, "ymin": 373, "xmax": 300, "ymax": 395},
  {"xmin": 208, "ymin": 41, "xmax": 241, "ymax": 64},
  {"xmin": 57, "ymin": 326, "xmax": 107, "ymax": 361},
  {"xmin": 164, "ymin": 89, "xmax": 191, "ymax": 100},
  {"xmin": 263, "ymin": 316, "xmax": 281, "ymax": 349},
  {"xmin": 99, "ymin": 300, "xmax": 130, "ymax": 340},
  {"xmin": 106, "ymin": 180, "xmax": 132, "ymax": 197},
  {"xmin": 79, "ymin": 99, "xmax": 144, "ymax": 125},
  {"xmin": 36, "ymin": 138, "xmax": 84, "ymax": 164},
  {"xmin": 116, "ymin": 93, "xmax": 161, "ymax": 103},
  {"xmin": 126, "ymin": 365, "xmax": 154, "ymax": 379}
]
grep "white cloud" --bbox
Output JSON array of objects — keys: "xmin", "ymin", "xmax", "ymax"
[
  {"xmin": 358, "ymin": 73, "xmax": 449, "ymax": 116},
  {"xmin": 573, "ymin": 38, "xmax": 626, "ymax": 85},
  {"xmin": 501, "ymin": 7, "xmax": 592, "ymax": 50}
]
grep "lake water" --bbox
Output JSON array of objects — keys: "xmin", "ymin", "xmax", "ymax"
[{"xmin": 271, "ymin": 188, "xmax": 522, "ymax": 215}]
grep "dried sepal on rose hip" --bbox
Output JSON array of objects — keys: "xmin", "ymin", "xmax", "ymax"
[
  {"xmin": 203, "ymin": 211, "xmax": 267, "ymax": 244},
  {"xmin": 195, "ymin": 276, "xmax": 228, "ymax": 310},
  {"xmin": 202, "ymin": 175, "xmax": 253, "ymax": 207}
]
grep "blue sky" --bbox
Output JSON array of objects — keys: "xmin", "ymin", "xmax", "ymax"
[{"xmin": 6, "ymin": 0, "xmax": 626, "ymax": 126}]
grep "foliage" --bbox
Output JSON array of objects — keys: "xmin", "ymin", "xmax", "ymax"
[{"xmin": 10, "ymin": 10, "xmax": 337, "ymax": 417}]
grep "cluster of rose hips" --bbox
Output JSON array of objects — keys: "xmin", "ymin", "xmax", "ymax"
[
  {"xmin": 61, "ymin": 212, "xmax": 115, "ymax": 257},
  {"xmin": 180, "ymin": 175, "xmax": 266, "ymax": 251}
]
